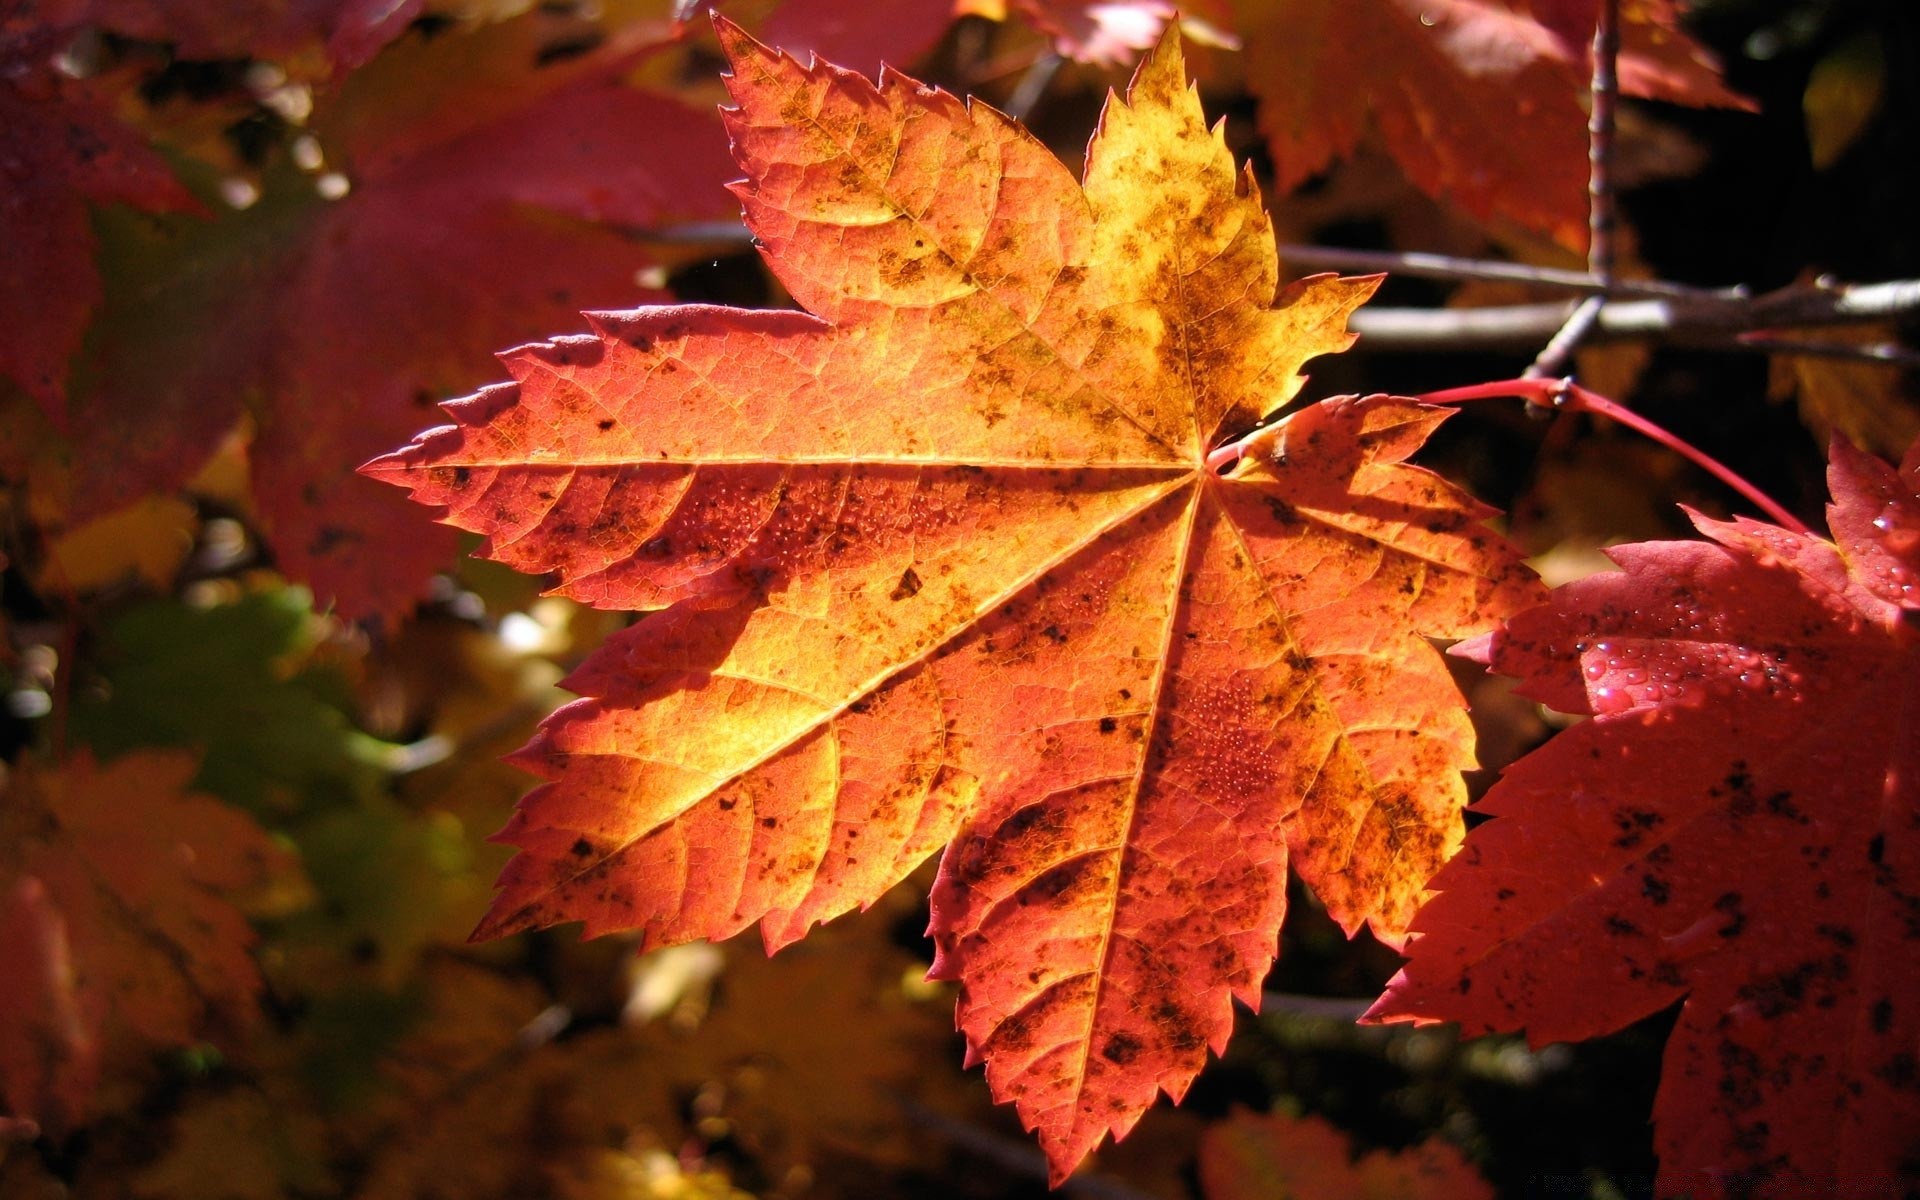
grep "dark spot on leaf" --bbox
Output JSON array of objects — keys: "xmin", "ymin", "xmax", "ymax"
[
  {"xmin": 892, "ymin": 566, "xmax": 923, "ymax": 600},
  {"xmin": 597, "ymin": 419, "xmax": 615, "ymax": 431},
  {"xmin": 1101, "ymin": 1033, "xmax": 1142, "ymax": 1065},
  {"xmin": 1099, "ymin": 717, "xmax": 1118, "ymax": 734},
  {"xmin": 535, "ymin": 32, "xmax": 605, "ymax": 64},
  {"xmin": 1642, "ymin": 874, "xmax": 1671, "ymax": 906},
  {"xmin": 1715, "ymin": 892, "xmax": 1746, "ymax": 938},
  {"xmin": 1876, "ymin": 1052, "xmax": 1917, "ymax": 1090},
  {"xmin": 308, "ymin": 526, "xmax": 359, "ymax": 555},
  {"xmin": 571, "ymin": 838, "xmax": 593, "ymax": 857}
]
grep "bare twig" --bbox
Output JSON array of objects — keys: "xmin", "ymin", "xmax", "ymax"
[
  {"xmin": 626, "ymin": 221, "xmax": 1917, "ymax": 362},
  {"xmin": 1737, "ymin": 335, "xmax": 1920, "ymax": 367},
  {"xmin": 1260, "ymin": 991, "xmax": 1373, "ymax": 1022},
  {"xmin": 1587, "ymin": 0, "xmax": 1619, "ymax": 286},
  {"xmin": 644, "ymin": 221, "xmax": 1726, "ymax": 298},
  {"xmin": 1351, "ymin": 279, "xmax": 1920, "ymax": 355},
  {"xmin": 1526, "ymin": 0, "xmax": 1618, "ymax": 379},
  {"xmin": 1279, "ymin": 245, "xmax": 1724, "ymax": 298},
  {"xmin": 1525, "ymin": 293, "xmax": 1607, "ymax": 380}
]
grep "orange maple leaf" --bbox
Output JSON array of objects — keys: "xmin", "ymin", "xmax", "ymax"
[{"xmin": 366, "ymin": 23, "xmax": 1541, "ymax": 1179}]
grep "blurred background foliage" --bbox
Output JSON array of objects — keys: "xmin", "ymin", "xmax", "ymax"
[{"xmin": 0, "ymin": 0, "xmax": 1914, "ymax": 1196}]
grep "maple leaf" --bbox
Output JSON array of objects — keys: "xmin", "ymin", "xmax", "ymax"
[
  {"xmin": 366, "ymin": 23, "xmax": 1540, "ymax": 1179},
  {"xmin": 0, "ymin": 752, "xmax": 300, "ymax": 1132},
  {"xmin": 0, "ymin": 45, "xmax": 198, "ymax": 422},
  {"xmin": 1367, "ymin": 436, "xmax": 1920, "ymax": 1197},
  {"xmin": 50, "ymin": 8, "xmax": 737, "ymax": 617},
  {"xmin": 1199, "ymin": 1108, "xmax": 1493, "ymax": 1200},
  {"xmin": 1231, "ymin": 0, "xmax": 1749, "ymax": 246}
]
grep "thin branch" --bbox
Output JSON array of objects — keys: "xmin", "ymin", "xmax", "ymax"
[
  {"xmin": 1525, "ymin": 293, "xmax": 1606, "ymax": 380},
  {"xmin": 1587, "ymin": 0, "xmax": 1619, "ymax": 285},
  {"xmin": 1278, "ymin": 245, "xmax": 1724, "ymax": 298},
  {"xmin": 624, "ymin": 220, "xmax": 1918, "ymax": 361},
  {"xmin": 1526, "ymin": 0, "xmax": 1618, "ymax": 379},
  {"xmin": 1260, "ymin": 991, "xmax": 1373, "ymax": 1022},
  {"xmin": 1351, "ymin": 279, "xmax": 1920, "ymax": 354},
  {"xmin": 644, "ymin": 220, "xmax": 1729, "ymax": 298},
  {"xmin": 1737, "ymin": 335, "xmax": 1920, "ymax": 367}
]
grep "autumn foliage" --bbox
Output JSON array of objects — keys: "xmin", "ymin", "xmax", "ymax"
[{"xmin": 2, "ymin": 1, "xmax": 1917, "ymax": 1198}]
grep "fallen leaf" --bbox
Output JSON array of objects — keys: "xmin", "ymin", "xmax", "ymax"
[
  {"xmin": 367, "ymin": 24, "xmax": 1539, "ymax": 1180},
  {"xmin": 1368, "ymin": 435, "xmax": 1920, "ymax": 1197}
]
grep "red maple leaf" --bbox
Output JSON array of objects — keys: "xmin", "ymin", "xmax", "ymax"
[
  {"xmin": 0, "ymin": 752, "xmax": 298, "ymax": 1133},
  {"xmin": 1368, "ymin": 436, "xmax": 1920, "ymax": 1197},
  {"xmin": 53, "ymin": 9, "xmax": 737, "ymax": 617},
  {"xmin": 367, "ymin": 23, "xmax": 1541, "ymax": 1179}
]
